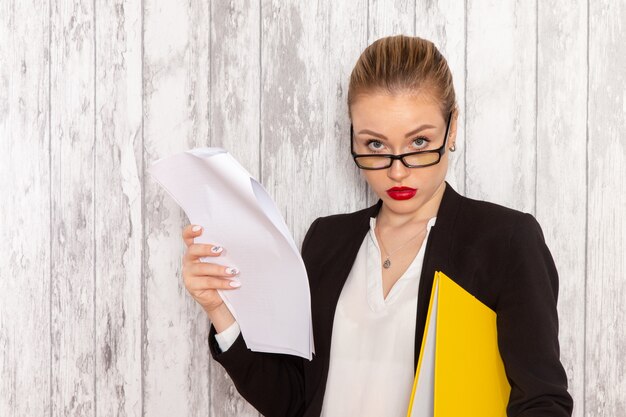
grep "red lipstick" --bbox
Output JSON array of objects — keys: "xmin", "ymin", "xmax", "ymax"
[{"xmin": 386, "ymin": 186, "xmax": 417, "ymax": 200}]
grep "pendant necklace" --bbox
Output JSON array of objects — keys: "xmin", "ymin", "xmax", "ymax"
[{"xmin": 375, "ymin": 220, "xmax": 427, "ymax": 269}]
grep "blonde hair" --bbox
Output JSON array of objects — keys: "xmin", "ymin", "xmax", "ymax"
[{"xmin": 347, "ymin": 35, "xmax": 457, "ymax": 120}]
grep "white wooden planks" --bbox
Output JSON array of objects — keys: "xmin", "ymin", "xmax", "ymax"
[
  {"xmin": 326, "ymin": 1, "xmax": 369, "ymax": 213},
  {"xmin": 142, "ymin": 1, "xmax": 211, "ymax": 416},
  {"xmin": 586, "ymin": 1, "xmax": 626, "ymax": 416},
  {"xmin": 465, "ymin": 0, "xmax": 537, "ymax": 211},
  {"xmin": 49, "ymin": 1, "xmax": 96, "ymax": 415},
  {"xmin": 94, "ymin": 0, "xmax": 143, "ymax": 416},
  {"xmin": 0, "ymin": 1, "xmax": 51, "ymax": 416},
  {"xmin": 537, "ymin": 2, "xmax": 588, "ymax": 416},
  {"xmin": 369, "ymin": 0, "xmax": 415, "ymax": 40},
  {"xmin": 259, "ymin": 1, "xmax": 333, "ymax": 236},
  {"xmin": 0, "ymin": 1, "xmax": 624, "ymax": 416}
]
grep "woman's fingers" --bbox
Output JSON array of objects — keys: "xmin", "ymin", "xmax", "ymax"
[
  {"xmin": 186, "ymin": 261, "xmax": 239, "ymax": 278},
  {"xmin": 185, "ymin": 275, "xmax": 242, "ymax": 292},
  {"xmin": 183, "ymin": 243, "xmax": 225, "ymax": 263},
  {"xmin": 182, "ymin": 224, "xmax": 203, "ymax": 247},
  {"xmin": 180, "ymin": 225, "xmax": 237, "ymax": 312}
]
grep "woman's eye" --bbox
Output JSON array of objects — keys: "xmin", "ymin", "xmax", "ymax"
[
  {"xmin": 365, "ymin": 137, "xmax": 430, "ymax": 152},
  {"xmin": 366, "ymin": 139, "xmax": 384, "ymax": 151},
  {"xmin": 412, "ymin": 137, "xmax": 430, "ymax": 149}
]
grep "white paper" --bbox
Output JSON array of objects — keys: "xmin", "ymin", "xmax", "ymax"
[
  {"xmin": 148, "ymin": 147, "xmax": 315, "ymax": 360},
  {"xmin": 409, "ymin": 279, "xmax": 438, "ymax": 416}
]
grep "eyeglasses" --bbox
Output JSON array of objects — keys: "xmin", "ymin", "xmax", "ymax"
[{"xmin": 350, "ymin": 110, "xmax": 453, "ymax": 170}]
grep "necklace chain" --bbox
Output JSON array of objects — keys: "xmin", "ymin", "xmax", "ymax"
[{"xmin": 375, "ymin": 219, "xmax": 427, "ymax": 269}]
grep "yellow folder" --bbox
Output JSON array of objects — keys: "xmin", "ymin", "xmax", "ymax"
[{"xmin": 406, "ymin": 271, "xmax": 511, "ymax": 416}]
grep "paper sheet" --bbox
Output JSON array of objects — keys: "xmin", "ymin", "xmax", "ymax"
[
  {"xmin": 148, "ymin": 147, "xmax": 315, "ymax": 360},
  {"xmin": 408, "ymin": 279, "xmax": 437, "ymax": 416}
]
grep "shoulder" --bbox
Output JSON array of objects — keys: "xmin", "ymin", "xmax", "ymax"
[
  {"xmin": 460, "ymin": 193, "xmax": 527, "ymax": 228},
  {"xmin": 452, "ymin": 194, "xmax": 550, "ymax": 274},
  {"xmin": 449, "ymin": 194, "xmax": 554, "ymax": 310},
  {"xmin": 454, "ymin": 193, "xmax": 542, "ymax": 248},
  {"xmin": 299, "ymin": 204, "xmax": 372, "ymax": 266},
  {"xmin": 305, "ymin": 202, "xmax": 373, "ymax": 239}
]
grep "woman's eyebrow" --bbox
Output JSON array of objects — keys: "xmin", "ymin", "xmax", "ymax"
[{"xmin": 357, "ymin": 124, "xmax": 437, "ymax": 140}]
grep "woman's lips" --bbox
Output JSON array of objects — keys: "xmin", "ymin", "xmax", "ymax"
[{"xmin": 386, "ymin": 187, "xmax": 417, "ymax": 200}]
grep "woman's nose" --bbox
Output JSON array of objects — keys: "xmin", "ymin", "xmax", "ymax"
[{"xmin": 387, "ymin": 158, "xmax": 410, "ymax": 181}]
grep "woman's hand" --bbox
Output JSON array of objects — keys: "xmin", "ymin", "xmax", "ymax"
[{"xmin": 181, "ymin": 224, "xmax": 241, "ymax": 315}]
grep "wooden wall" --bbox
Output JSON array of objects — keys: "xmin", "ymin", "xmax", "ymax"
[{"xmin": 1, "ymin": 0, "xmax": 624, "ymax": 416}]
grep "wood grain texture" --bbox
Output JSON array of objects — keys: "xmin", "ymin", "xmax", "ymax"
[
  {"xmin": 208, "ymin": 0, "xmax": 261, "ymax": 414},
  {"xmin": 49, "ymin": 1, "xmax": 96, "ymax": 416},
  {"xmin": 142, "ymin": 1, "xmax": 211, "ymax": 416},
  {"xmin": 1, "ymin": 1, "xmax": 625, "ymax": 416},
  {"xmin": 327, "ymin": 1, "xmax": 369, "ymax": 212},
  {"xmin": 537, "ymin": 2, "xmax": 588, "ymax": 416},
  {"xmin": 465, "ymin": 0, "xmax": 537, "ymax": 211},
  {"xmin": 369, "ymin": 0, "xmax": 415, "ymax": 40},
  {"xmin": 586, "ymin": 1, "xmax": 626, "ymax": 416},
  {"xmin": 94, "ymin": 0, "xmax": 143, "ymax": 415},
  {"xmin": 259, "ymin": 1, "xmax": 338, "ymax": 237},
  {"xmin": 0, "ymin": 1, "xmax": 51, "ymax": 416}
]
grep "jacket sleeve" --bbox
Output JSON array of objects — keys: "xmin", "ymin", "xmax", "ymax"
[
  {"xmin": 207, "ymin": 217, "xmax": 321, "ymax": 417},
  {"xmin": 496, "ymin": 213, "xmax": 574, "ymax": 417}
]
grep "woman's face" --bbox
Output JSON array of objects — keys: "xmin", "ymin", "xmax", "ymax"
[{"xmin": 350, "ymin": 92, "xmax": 457, "ymax": 217}]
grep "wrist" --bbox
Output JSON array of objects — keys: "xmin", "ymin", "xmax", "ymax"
[{"xmin": 205, "ymin": 303, "xmax": 236, "ymax": 333}]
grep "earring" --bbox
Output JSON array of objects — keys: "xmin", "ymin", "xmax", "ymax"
[{"xmin": 449, "ymin": 144, "xmax": 456, "ymax": 152}]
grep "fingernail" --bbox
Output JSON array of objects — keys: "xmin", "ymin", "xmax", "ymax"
[
  {"xmin": 226, "ymin": 267, "xmax": 239, "ymax": 275},
  {"xmin": 229, "ymin": 280, "xmax": 241, "ymax": 288},
  {"xmin": 211, "ymin": 246, "xmax": 223, "ymax": 253},
  {"xmin": 192, "ymin": 225, "xmax": 202, "ymax": 232}
]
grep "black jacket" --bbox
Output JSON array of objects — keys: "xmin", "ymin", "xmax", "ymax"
[{"xmin": 207, "ymin": 180, "xmax": 574, "ymax": 417}]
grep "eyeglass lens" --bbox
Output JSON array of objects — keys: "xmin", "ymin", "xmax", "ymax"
[{"xmin": 355, "ymin": 152, "xmax": 440, "ymax": 168}]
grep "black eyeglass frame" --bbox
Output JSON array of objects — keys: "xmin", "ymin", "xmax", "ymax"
[{"xmin": 350, "ymin": 110, "xmax": 453, "ymax": 170}]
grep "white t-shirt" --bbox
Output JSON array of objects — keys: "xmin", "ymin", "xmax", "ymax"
[{"xmin": 215, "ymin": 215, "xmax": 437, "ymax": 416}]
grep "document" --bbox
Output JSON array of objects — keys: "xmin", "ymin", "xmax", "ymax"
[
  {"xmin": 148, "ymin": 147, "xmax": 315, "ymax": 360},
  {"xmin": 407, "ymin": 271, "xmax": 511, "ymax": 416}
]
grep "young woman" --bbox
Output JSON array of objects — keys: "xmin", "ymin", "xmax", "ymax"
[{"xmin": 181, "ymin": 35, "xmax": 573, "ymax": 417}]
